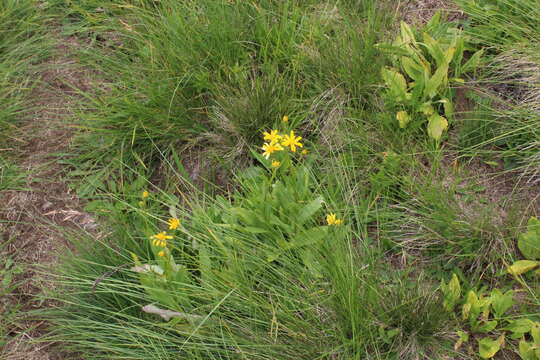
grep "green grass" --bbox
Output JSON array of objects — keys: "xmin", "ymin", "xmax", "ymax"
[
  {"xmin": 0, "ymin": 0, "xmax": 535, "ymax": 359},
  {"xmin": 54, "ymin": 0, "xmax": 395, "ymax": 195},
  {"xmin": 0, "ymin": 0, "xmax": 50, "ymax": 138},
  {"xmin": 454, "ymin": 0, "xmax": 540, "ymax": 185},
  {"xmin": 46, "ymin": 158, "xmax": 456, "ymax": 359}
]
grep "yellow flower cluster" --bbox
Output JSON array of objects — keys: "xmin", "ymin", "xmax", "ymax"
[
  {"xmin": 261, "ymin": 128, "xmax": 303, "ymax": 159},
  {"xmin": 150, "ymin": 218, "xmax": 180, "ymax": 258},
  {"xmin": 326, "ymin": 213, "xmax": 343, "ymax": 225}
]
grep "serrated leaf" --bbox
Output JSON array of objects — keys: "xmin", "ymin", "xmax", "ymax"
[
  {"xmin": 507, "ymin": 260, "xmax": 540, "ymax": 276},
  {"xmin": 427, "ymin": 114, "xmax": 448, "ymax": 141},
  {"xmin": 478, "ymin": 337, "xmax": 502, "ymax": 359}
]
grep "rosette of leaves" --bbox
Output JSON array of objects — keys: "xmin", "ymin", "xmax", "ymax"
[{"xmin": 378, "ymin": 14, "xmax": 483, "ymax": 141}]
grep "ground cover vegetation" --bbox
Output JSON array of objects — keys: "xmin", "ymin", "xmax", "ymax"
[
  {"xmin": 0, "ymin": 0, "xmax": 51, "ymax": 350},
  {"xmin": 0, "ymin": 0, "xmax": 539, "ymax": 359}
]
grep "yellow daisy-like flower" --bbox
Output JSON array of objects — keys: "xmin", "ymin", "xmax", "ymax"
[
  {"xmin": 326, "ymin": 213, "xmax": 343, "ymax": 226},
  {"xmin": 281, "ymin": 130, "xmax": 303, "ymax": 152},
  {"xmin": 301, "ymin": 149, "xmax": 308, "ymax": 155},
  {"xmin": 271, "ymin": 160, "xmax": 281, "ymax": 168},
  {"xmin": 153, "ymin": 239, "xmax": 167, "ymax": 247},
  {"xmin": 263, "ymin": 129, "xmax": 281, "ymax": 144},
  {"xmin": 142, "ymin": 191, "xmax": 149, "ymax": 198},
  {"xmin": 157, "ymin": 250, "xmax": 166, "ymax": 257},
  {"xmin": 152, "ymin": 232, "xmax": 172, "ymax": 247},
  {"xmin": 262, "ymin": 142, "xmax": 284, "ymax": 159},
  {"xmin": 282, "ymin": 115, "xmax": 289, "ymax": 122},
  {"xmin": 168, "ymin": 217, "xmax": 180, "ymax": 230}
]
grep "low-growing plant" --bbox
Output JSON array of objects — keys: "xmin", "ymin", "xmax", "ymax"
[
  {"xmin": 440, "ymin": 272, "xmax": 540, "ymax": 359},
  {"xmin": 378, "ymin": 15, "xmax": 483, "ymax": 142},
  {"xmin": 507, "ymin": 217, "xmax": 540, "ymax": 278}
]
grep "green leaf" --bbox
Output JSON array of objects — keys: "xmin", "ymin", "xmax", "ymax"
[
  {"xmin": 425, "ymin": 63, "xmax": 448, "ymax": 99},
  {"xmin": 419, "ymin": 102, "xmax": 434, "ymax": 116},
  {"xmin": 297, "ymin": 196, "xmax": 324, "ymax": 226},
  {"xmin": 454, "ymin": 330, "xmax": 469, "ymax": 351},
  {"xmin": 442, "ymin": 273, "xmax": 461, "ymax": 312},
  {"xmin": 462, "ymin": 49, "xmax": 484, "ymax": 74},
  {"xmin": 427, "ymin": 114, "xmax": 448, "ymax": 141},
  {"xmin": 422, "ymin": 32, "xmax": 446, "ymax": 67},
  {"xmin": 444, "ymin": 47, "xmax": 457, "ymax": 65},
  {"xmin": 439, "ymin": 98, "xmax": 454, "ymax": 120},
  {"xmin": 477, "ymin": 320, "xmax": 498, "ymax": 333},
  {"xmin": 531, "ymin": 322, "xmax": 540, "ymax": 344},
  {"xmin": 400, "ymin": 21, "xmax": 416, "ymax": 45},
  {"xmin": 507, "ymin": 260, "xmax": 540, "ymax": 276},
  {"xmin": 505, "ymin": 318, "xmax": 534, "ymax": 340},
  {"xmin": 290, "ymin": 227, "xmax": 328, "ymax": 249},
  {"xmin": 401, "ymin": 56, "xmax": 424, "ymax": 82},
  {"xmin": 490, "ymin": 289, "xmax": 514, "ymax": 318},
  {"xmin": 518, "ymin": 217, "xmax": 540, "ymax": 260},
  {"xmin": 396, "ymin": 111, "xmax": 411, "ymax": 129},
  {"xmin": 463, "ymin": 290, "xmax": 478, "ymax": 320},
  {"xmin": 381, "ymin": 67, "xmax": 408, "ymax": 101},
  {"xmin": 478, "ymin": 337, "xmax": 502, "ymax": 359},
  {"xmin": 518, "ymin": 339, "xmax": 536, "ymax": 360},
  {"xmin": 300, "ymin": 249, "xmax": 321, "ymax": 277}
]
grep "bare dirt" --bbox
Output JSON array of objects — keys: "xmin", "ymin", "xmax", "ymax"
[
  {"xmin": 0, "ymin": 33, "xmax": 97, "ymax": 360},
  {"xmin": 399, "ymin": 0, "xmax": 466, "ymax": 25}
]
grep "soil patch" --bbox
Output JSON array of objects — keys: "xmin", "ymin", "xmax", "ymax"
[{"xmin": 0, "ymin": 32, "xmax": 98, "ymax": 360}]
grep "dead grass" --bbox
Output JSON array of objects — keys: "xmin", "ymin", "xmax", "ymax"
[{"xmin": 399, "ymin": 0, "xmax": 466, "ymax": 25}]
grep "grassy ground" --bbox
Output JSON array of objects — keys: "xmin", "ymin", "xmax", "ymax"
[{"xmin": 1, "ymin": 0, "xmax": 539, "ymax": 359}]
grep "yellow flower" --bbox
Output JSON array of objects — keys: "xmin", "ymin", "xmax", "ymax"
[
  {"xmin": 326, "ymin": 213, "xmax": 343, "ymax": 226},
  {"xmin": 282, "ymin": 115, "xmax": 289, "ymax": 122},
  {"xmin": 281, "ymin": 130, "xmax": 303, "ymax": 152},
  {"xmin": 142, "ymin": 191, "xmax": 149, "ymax": 198},
  {"xmin": 168, "ymin": 217, "xmax": 180, "ymax": 230},
  {"xmin": 152, "ymin": 231, "xmax": 172, "ymax": 246},
  {"xmin": 158, "ymin": 250, "xmax": 166, "ymax": 257},
  {"xmin": 301, "ymin": 149, "xmax": 308, "ymax": 155},
  {"xmin": 262, "ymin": 142, "xmax": 284, "ymax": 159},
  {"xmin": 271, "ymin": 160, "xmax": 281, "ymax": 168},
  {"xmin": 153, "ymin": 231, "xmax": 172, "ymax": 241},
  {"xmin": 263, "ymin": 129, "xmax": 281, "ymax": 144},
  {"xmin": 152, "ymin": 239, "xmax": 167, "ymax": 247}
]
